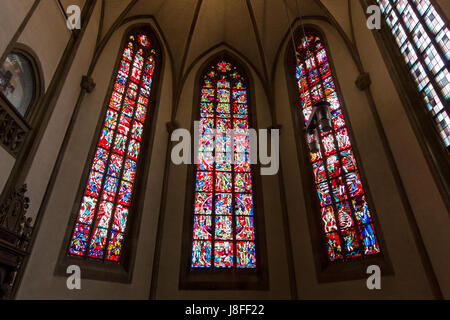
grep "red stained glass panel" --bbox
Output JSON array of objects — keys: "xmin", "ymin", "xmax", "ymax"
[
  {"xmin": 191, "ymin": 61, "xmax": 256, "ymax": 269},
  {"xmin": 295, "ymin": 33, "xmax": 380, "ymax": 261},
  {"xmin": 69, "ymin": 32, "xmax": 157, "ymax": 261}
]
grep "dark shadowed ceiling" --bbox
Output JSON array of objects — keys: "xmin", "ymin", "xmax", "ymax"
[{"xmin": 96, "ymin": 0, "xmax": 352, "ymax": 84}]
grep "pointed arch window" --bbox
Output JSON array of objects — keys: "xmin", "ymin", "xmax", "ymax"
[
  {"xmin": 0, "ymin": 52, "xmax": 36, "ymax": 117},
  {"xmin": 68, "ymin": 30, "xmax": 158, "ymax": 262},
  {"xmin": 295, "ymin": 32, "xmax": 381, "ymax": 261},
  {"xmin": 191, "ymin": 60, "xmax": 256, "ymax": 269},
  {"xmin": 376, "ymin": 0, "xmax": 449, "ymax": 149},
  {"xmin": 0, "ymin": 49, "xmax": 42, "ymax": 156}
]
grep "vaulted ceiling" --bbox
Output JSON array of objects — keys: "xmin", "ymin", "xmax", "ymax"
[{"xmin": 96, "ymin": 0, "xmax": 353, "ymax": 84}]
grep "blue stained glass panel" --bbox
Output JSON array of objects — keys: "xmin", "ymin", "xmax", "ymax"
[
  {"xmin": 236, "ymin": 241, "xmax": 256, "ymax": 268},
  {"xmin": 192, "ymin": 241, "xmax": 212, "ymax": 267}
]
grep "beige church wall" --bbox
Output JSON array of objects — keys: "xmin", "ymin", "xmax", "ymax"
[
  {"xmin": 17, "ymin": 0, "xmax": 71, "ymax": 90},
  {"xmin": 435, "ymin": 0, "xmax": 450, "ymax": 18},
  {"xmin": 0, "ymin": 0, "xmax": 35, "ymax": 57},
  {"xmin": 351, "ymin": 0, "xmax": 450, "ymax": 298},
  {"xmin": 17, "ymin": 16, "xmax": 173, "ymax": 299},
  {"xmin": 0, "ymin": 0, "xmax": 35, "ymax": 207},
  {"xmin": 59, "ymin": 0, "xmax": 86, "ymax": 11},
  {"xmin": 0, "ymin": 150, "xmax": 15, "ymax": 193},
  {"xmin": 0, "ymin": 0, "xmax": 70, "ymax": 206},
  {"xmin": 23, "ymin": 1, "xmax": 101, "ymax": 224},
  {"xmin": 319, "ymin": 0, "xmax": 352, "ymax": 40},
  {"xmin": 274, "ymin": 18, "xmax": 435, "ymax": 299},
  {"xmin": 154, "ymin": 46, "xmax": 291, "ymax": 299}
]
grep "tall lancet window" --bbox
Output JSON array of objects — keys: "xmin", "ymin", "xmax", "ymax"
[
  {"xmin": 191, "ymin": 60, "xmax": 256, "ymax": 269},
  {"xmin": 377, "ymin": 0, "xmax": 449, "ymax": 148},
  {"xmin": 68, "ymin": 30, "xmax": 158, "ymax": 262},
  {"xmin": 295, "ymin": 32, "xmax": 381, "ymax": 261}
]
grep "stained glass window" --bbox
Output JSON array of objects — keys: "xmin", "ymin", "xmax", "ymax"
[
  {"xmin": 377, "ymin": 0, "xmax": 450, "ymax": 148},
  {"xmin": 69, "ymin": 32, "xmax": 157, "ymax": 262},
  {"xmin": 191, "ymin": 60, "xmax": 256, "ymax": 269},
  {"xmin": 295, "ymin": 32, "xmax": 381, "ymax": 261}
]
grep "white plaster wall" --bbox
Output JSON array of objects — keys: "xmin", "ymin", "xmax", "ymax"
[{"xmin": 17, "ymin": 16, "xmax": 173, "ymax": 299}]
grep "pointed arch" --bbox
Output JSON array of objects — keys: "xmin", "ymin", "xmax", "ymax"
[
  {"xmin": 192, "ymin": 56, "xmax": 255, "ymax": 268},
  {"xmin": 285, "ymin": 25, "xmax": 384, "ymax": 269},
  {"xmin": 59, "ymin": 24, "xmax": 163, "ymax": 280},
  {"xmin": 177, "ymin": 45, "xmax": 271, "ymax": 121},
  {"xmin": 179, "ymin": 52, "xmax": 268, "ymax": 290},
  {"xmin": 0, "ymin": 43, "xmax": 44, "ymax": 156}
]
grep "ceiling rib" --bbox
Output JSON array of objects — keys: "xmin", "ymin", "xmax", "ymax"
[
  {"xmin": 88, "ymin": 0, "xmax": 138, "ymax": 75},
  {"xmin": 172, "ymin": 0, "xmax": 204, "ymax": 120},
  {"xmin": 178, "ymin": 0, "xmax": 203, "ymax": 84},
  {"xmin": 246, "ymin": 0, "xmax": 269, "ymax": 84}
]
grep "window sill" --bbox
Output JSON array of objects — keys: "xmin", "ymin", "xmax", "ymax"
[
  {"xmin": 179, "ymin": 268, "xmax": 268, "ymax": 290},
  {"xmin": 316, "ymin": 253, "xmax": 393, "ymax": 283},
  {"xmin": 54, "ymin": 254, "xmax": 132, "ymax": 283}
]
